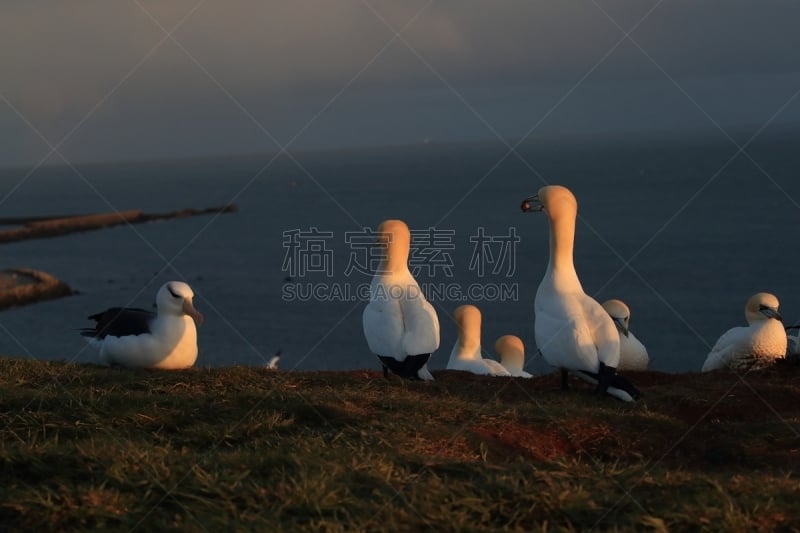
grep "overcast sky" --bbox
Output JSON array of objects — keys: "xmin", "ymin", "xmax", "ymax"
[{"xmin": 1, "ymin": 0, "xmax": 799, "ymax": 167}]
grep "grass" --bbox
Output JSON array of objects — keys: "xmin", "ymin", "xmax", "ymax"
[{"xmin": 1, "ymin": 357, "xmax": 799, "ymax": 531}]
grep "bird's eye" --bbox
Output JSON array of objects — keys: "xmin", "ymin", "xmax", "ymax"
[{"xmin": 168, "ymin": 287, "xmax": 181, "ymax": 299}]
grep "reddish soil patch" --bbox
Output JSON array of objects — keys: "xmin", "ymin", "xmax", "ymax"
[
  {"xmin": 419, "ymin": 436, "xmax": 481, "ymax": 462},
  {"xmin": 471, "ymin": 422, "xmax": 575, "ymax": 462},
  {"xmin": 461, "ymin": 365, "xmax": 800, "ymax": 468}
]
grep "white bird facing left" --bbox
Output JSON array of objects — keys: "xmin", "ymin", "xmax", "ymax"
[
  {"xmin": 702, "ymin": 292, "xmax": 786, "ymax": 372},
  {"xmin": 521, "ymin": 185, "xmax": 641, "ymax": 401},
  {"xmin": 363, "ymin": 219, "xmax": 439, "ymax": 380},
  {"xmin": 80, "ymin": 281, "xmax": 204, "ymax": 369},
  {"xmin": 602, "ymin": 299, "xmax": 649, "ymax": 371},
  {"xmin": 446, "ymin": 305, "xmax": 511, "ymax": 376}
]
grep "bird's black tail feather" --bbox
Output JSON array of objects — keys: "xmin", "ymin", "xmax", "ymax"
[
  {"xmin": 378, "ymin": 354, "xmax": 431, "ymax": 380},
  {"xmin": 578, "ymin": 367, "xmax": 642, "ymax": 400}
]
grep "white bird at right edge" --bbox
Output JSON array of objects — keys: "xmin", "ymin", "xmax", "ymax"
[
  {"xmin": 363, "ymin": 219, "xmax": 439, "ymax": 380},
  {"xmin": 521, "ymin": 185, "xmax": 641, "ymax": 401},
  {"xmin": 787, "ymin": 326, "xmax": 800, "ymax": 357},
  {"xmin": 702, "ymin": 292, "xmax": 786, "ymax": 372}
]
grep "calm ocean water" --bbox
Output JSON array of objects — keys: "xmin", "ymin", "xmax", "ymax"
[{"xmin": 1, "ymin": 133, "xmax": 799, "ymax": 374}]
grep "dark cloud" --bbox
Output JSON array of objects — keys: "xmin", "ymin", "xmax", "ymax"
[{"xmin": 1, "ymin": 1, "xmax": 798, "ymax": 166}]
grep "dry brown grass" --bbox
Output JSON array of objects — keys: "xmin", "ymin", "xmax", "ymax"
[{"xmin": 1, "ymin": 357, "xmax": 799, "ymax": 530}]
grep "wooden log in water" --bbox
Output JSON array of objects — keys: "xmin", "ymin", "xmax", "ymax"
[
  {"xmin": 23, "ymin": 210, "xmax": 144, "ymax": 230},
  {"xmin": 0, "ymin": 214, "xmax": 95, "ymax": 226},
  {"xmin": 0, "ymin": 205, "xmax": 237, "ymax": 244},
  {"xmin": 0, "ymin": 268, "xmax": 75, "ymax": 310}
]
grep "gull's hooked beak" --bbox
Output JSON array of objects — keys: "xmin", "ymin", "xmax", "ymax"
[
  {"xmin": 612, "ymin": 316, "xmax": 630, "ymax": 338},
  {"xmin": 521, "ymin": 195, "xmax": 543, "ymax": 213},
  {"xmin": 183, "ymin": 298, "xmax": 205, "ymax": 326},
  {"xmin": 759, "ymin": 305, "xmax": 782, "ymax": 322}
]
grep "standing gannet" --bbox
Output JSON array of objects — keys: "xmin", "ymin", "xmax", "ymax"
[
  {"xmin": 702, "ymin": 292, "xmax": 786, "ymax": 371},
  {"xmin": 363, "ymin": 219, "xmax": 439, "ymax": 380},
  {"xmin": 494, "ymin": 335, "xmax": 533, "ymax": 378},
  {"xmin": 521, "ymin": 185, "xmax": 641, "ymax": 401},
  {"xmin": 602, "ymin": 299, "xmax": 649, "ymax": 371},
  {"xmin": 80, "ymin": 281, "xmax": 204, "ymax": 369},
  {"xmin": 447, "ymin": 305, "xmax": 511, "ymax": 376}
]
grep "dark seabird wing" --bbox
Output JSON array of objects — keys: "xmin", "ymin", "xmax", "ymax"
[{"xmin": 80, "ymin": 307, "xmax": 156, "ymax": 339}]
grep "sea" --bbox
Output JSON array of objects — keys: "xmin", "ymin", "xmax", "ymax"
[{"xmin": 1, "ymin": 132, "xmax": 799, "ymax": 374}]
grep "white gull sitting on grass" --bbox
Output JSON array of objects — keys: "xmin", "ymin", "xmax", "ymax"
[
  {"xmin": 494, "ymin": 335, "xmax": 533, "ymax": 378},
  {"xmin": 80, "ymin": 281, "xmax": 204, "ymax": 369},
  {"xmin": 446, "ymin": 305, "xmax": 511, "ymax": 376},
  {"xmin": 702, "ymin": 292, "xmax": 786, "ymax": 372},
  {"xmin": 602, "ymin": 299, "xmax": 649, "ymax": 371}
]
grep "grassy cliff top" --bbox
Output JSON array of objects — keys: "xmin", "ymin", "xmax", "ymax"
[{"xmin": 1, "ymin": 357, "xmax": 799, "ymax": 531}]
